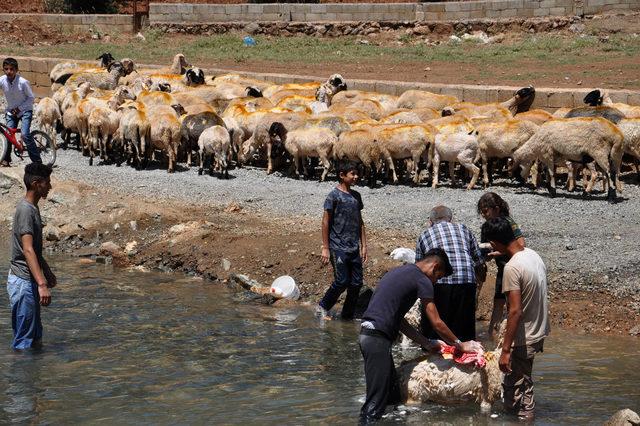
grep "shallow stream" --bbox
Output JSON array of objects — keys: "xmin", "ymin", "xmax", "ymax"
[{"xmin": 0, "ymin": 254, "xmax": 638, "ymax": 424}]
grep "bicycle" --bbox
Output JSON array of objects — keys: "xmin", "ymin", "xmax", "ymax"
[{"xmin": 0, "ymin": 118, "xmax": 56, "ymax": 167}]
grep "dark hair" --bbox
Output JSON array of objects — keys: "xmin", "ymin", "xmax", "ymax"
[
  {"xmin": 481, "ymin": 217, "xmax": 515, "ymax": 246},
  {"xmin": 3, "ymin": 57, "xmax": 18, "ymax": 70},
  {"xmin": 477, "ymin": 192, "xmax": 510, "ymax": 217},
  {"xmin": 24, "ymin": 163, "xmax": 52, "ymax": 190},
  {"xmin": 423, "ymin": 247, "xmax": 454, "ymax": 277},
  {"xmin": 336, "ymin": 160, "xmax": 358, "ymax": 182}
]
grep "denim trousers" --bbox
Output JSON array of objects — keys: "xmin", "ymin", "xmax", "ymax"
[
  {"xmin": 3, "ymin": 110, "xmax": 41, "ymax": 164},
  {"xmin": 6, "ymin": 273, "xmax": 42, "ymax": 350},
  {"xmin": 319, "ymin": 249, "xmax": 363, "ymax": 319}
]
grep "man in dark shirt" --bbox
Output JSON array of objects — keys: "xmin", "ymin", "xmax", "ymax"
[
  {"xmin": 7, "ymin": 163, "xmax": 56, "ymax": 349},
  {"xmin": 359, "ymin": 248, "xmax": 482, "ymax": 423}
]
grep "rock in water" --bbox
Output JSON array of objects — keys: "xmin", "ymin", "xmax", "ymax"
[{"xmin": 44, "ymin": 224, "xmax": 61, "ymax": 241}]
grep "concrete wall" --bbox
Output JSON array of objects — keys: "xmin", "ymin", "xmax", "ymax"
[
  {"xmin": 6, "ymin": 54, "xmax": 640, "ymax": 109},
  {"xmin": 0, "ymin": 14, "xmax": 133, "ymax": 34},
  {"xmin": 149, "ymin": 0, "xmax": 640, "ymax": 23}
]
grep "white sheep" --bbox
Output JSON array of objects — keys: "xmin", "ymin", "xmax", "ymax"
[
  {"xmin": 34, "ymin": 97, "xmax": 61, "ymax": 146},
  {"xmin": 333, "ymin": 127, "xmax": 386, "ymax": 187},
  {"xmin": 432, "ymin": 132, "xmax": 480, "ymax": 189},
  {"xmin": 511, "ymin": 117, "xmax": 624, "ymax": 202},
  {"xmin": 198, "ymin": 125, "xmax": 231, "ymax": 178},
  {"xmin": 222, "ymin": 116, "xmax": 246, "ymax": 161},
  {"xmin": 475, "ymin": 119, "xmax": 540, "ymax": 188},
  {"xmin": 268, "ymin": 123, "xmax": 336, "ymax": 181},
  {"xmin": 66, "ymin": 62, "xmax": 128, "ymax": 90},
  {"xmin": 87, "ymin": 106, "xmax": 120, "ymax": 165},
  {"xmin": 117, "ymin": 104, "xmax": 151, "ymax": 170}
]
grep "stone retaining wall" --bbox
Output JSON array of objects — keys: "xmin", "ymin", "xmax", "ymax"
[
  {"xmin": 0, "ymin": 13, "xmax": 133, "ymax": 34},
  {"xmin": 8, "ymin": 54, "xmax": 640, "ymax": 108},
  {"xmin": 149, "ymin": 0, "xmax": 640, "ymax": 23}
]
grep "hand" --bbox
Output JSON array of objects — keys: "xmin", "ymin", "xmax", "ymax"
[
  {"xmin": 457, "ymin": 340, "xmax": 484, "ymax": 353},
  {"xmin": 10, "ymin": 108, "xmax": 19, "ymax": 116},
  {"xmin": 360, "ymin": 246, "xmax": 368, "ymax": 263},
  {"xmin": 321, "ymin": 247, "xmax": 330, "ymax": 265},
  {"xmin": 37, "ymin": 284, "xmax": 51, "ymax": 306},
  {"xmin": 423, "ymin": 339, "xmax": 444, "ymax": 353},
  {"xmin": 487, "ymin": 251, "xmax": 502, "ymax": 259},
  {"xmin": 499, "ymin": 350, "xmax": 512, "ymax": 373}
]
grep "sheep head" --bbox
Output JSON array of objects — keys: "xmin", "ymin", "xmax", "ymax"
[
  {"xmin": 329, "ymin": 74, "xmax": 348, "ymax": 92},
  {"xmin": 583, "ymin": 89, "xmax": 604, "ymax": 106},
  {"xmin": 513, "ymin": 85, "xmax": 535, "ymax": 113},
  {"xmin": 170, "ymin": 103, "xmax": 186, "ymax": 116},
  {"xmin": 268, "ymin": 122, "xmax": 288, "ymax": 146},
  {"xmin": 107, "ymin": 61, "xmax": 127, "ymax": 77},
  {"xmin": 245, "ymin": 86, "xmax": 263, "ymax": 98},
  {"xmin": 184, "ymin": 68, "xmax": 205, "ymax": 86},
  {"xmin": 96, "ymin": 52, "xmax": 115, "ymax": 68},
  {"xmin": 120, "ymin": 58, "xmax": 136, "ymax": 76},
  {"xmin": 441, "ymin": 107, "xmax": 455, "ymax": 117}
]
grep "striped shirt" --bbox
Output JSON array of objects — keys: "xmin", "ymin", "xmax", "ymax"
[
  {"xmin": 415, "ymin": 222, "xmax": 484, "ymax": 285},
  {"xmin": 0, "ymin": 75, "xmax": 34, "ymax": 116}
]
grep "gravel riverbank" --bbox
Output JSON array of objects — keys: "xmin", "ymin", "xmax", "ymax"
[{"xmin": 49, "ymin": 148, "xmax": 640, "ymax": 301}]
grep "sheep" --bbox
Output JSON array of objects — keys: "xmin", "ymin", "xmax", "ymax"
[
  {"xmin": 584, "ymin": 88, "xmax": 640, "ymax": 118},
  {"xmin": 60, "ymin": 82, "xmax": 94, "ymax": 114},
  {"xmin": 262, "ymin": 82, "xmax": 320, "ymax": 100},
  {"xmin": 475, "ymin": 119, "xmax": 540, "ymax": 188},
  {"xmin": 276, "ymin": 94, "xmax": 316, "ymax": 112},
  {"xmin": 511, "ymin": 117, "xmax": 624, "ymax": 202},
  {"xmin": 616, "ymin": 118, "xmax": 640, "ymax": 180},
  {"xmin": 431, "ymin": 132, "xmax": 480, "ymax": 189},
  {"xmin": 211, "ymin": 73, "xmax": 273, "ymax": 91},
  {"xmin": 331, "ymin": 90, "xmax": 398, "ymax": 112},
  {"xmin": 565, "ymin": 105, "xmax": 626, "ymax": 124},
  {"xmin": 373, "ymin": 124, "xmax": 437, "ymax": 184},
  {"xmin": 380, "ymin": 110, "xmax": 423, "ymax": 124},
  {"xmin": 180, "ymin": 111, "xmax": 226, "ymax": 166},
  {"xmin": 117, "ymin": 104, "xmax": 151, "ymax": 169},
  {"xmin": 222, "ymin": 116, "xmax": 246, "ymax": 161},
  {"xmin": 34, "ymin": 97, "xmax": 62, "ymax": 146},
  {"xmin": 397, "ymin": 338, "xmax": 502, "ymax": 413},
  {"xmin": 514, "ymin": 109, "xmax": 553, "ymax": 125},
  {"xmin": 303, "ymin": 115, "xmax": 351, "ymax": 137},
  {"xmin": 49, "ymin": 52, "xmax": 114, "ymax": 87},
  {"xmin": 268, "ymin": 123, "xmax": 336, "ymax": 181},
  {"xmin": 605, "ymin": 409, "xmax": 640, "ymax": 426},
  {"xmin": 396, "ymin": 90, "xmax": 459, "ymax": 111},
  {"xmin": 65, "ymin": 61, "xmax": 127, "ymax": 90},
  {"xmin": 330, "ymin": 99, "xmax": 384, "ymax": 121},
  {"xmin": 87, "ymin": 106, "xmax": 120, "ymax": 165},
  {"xmin": 314, "ymin": 74, "xmax": 348, "ymax": 106},
  {"xmin": 333, "ymin": 127, "xmax": 386, "ymax": 187},
  {"xmin": 147, "ymin": 106, "xmax": 183, "ymax": 173},
  {"xmin": 198, "ymin": 125, "xmax": 231, "ymax": 178},
  {"xmin": 239, "ymin": 111, "xmax": 309, "ymax": 172}
]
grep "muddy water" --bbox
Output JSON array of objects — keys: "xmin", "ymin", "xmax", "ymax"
[{"xmin": 0, "ymin": 255, "xmax": 638, "ymax": 424}]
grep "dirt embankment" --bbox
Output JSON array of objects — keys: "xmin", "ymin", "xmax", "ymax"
[{"xmin": 1, "ymin": 168, "xmax": 638, "ymax": 337}]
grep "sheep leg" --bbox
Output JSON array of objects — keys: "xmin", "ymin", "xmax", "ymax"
[
  {"xmin": 431, "ymin": 152, "xmax": 441, "ymax": 189},
  {"xmin": 481, "ymin": 153, "xmax": 490, "ymax": 188},
  {"xmin": 448, "ymin": 161, "xmax": 456, "ymax": 187},
  {"xmin": 463, "ymin": 158, "xmax": 481, "ymax": 190},
  {"xmin": 266, "ymin": 142, "xmax": 274, "ymax": 174},
  {"xmin": 543, "ymin": 160, "xmax": 556, "ymax": 197},
  {"xmin": 187, "ymin": 148, "xmax": 192, "ymax": 169},
  {"xmin": 198, "ymin": 149, "xmax": 204, "ymax": 176},
  {"xmin": 565, "ymin": 162, "xmax": 575, "ymax": 192},
  {"xmin": 411, "ymin": 152, "xmax": 422, "ymax": 185},
  {"xmin": 319, "ymin": 154, "xmax": 330, "ymax": 182},
  {"xmin": 386, "ymin": 155, "xmax": 398, "ymax": 184}
]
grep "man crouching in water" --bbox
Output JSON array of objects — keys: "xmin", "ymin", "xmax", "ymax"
[{"xmin": 359, "ymin": 248, "xmax": 483, "ymax": 423}]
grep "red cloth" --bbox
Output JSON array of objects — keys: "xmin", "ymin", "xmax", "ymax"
[{"xmin": 440, "ymin": 344, "xmax": 487, "ymax": 368}]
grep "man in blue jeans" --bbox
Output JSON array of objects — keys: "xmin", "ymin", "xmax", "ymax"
[
  {"xmin": 0, "ymin": 57, "xmax": 41, "ymax": 167},
  {"xmin": 317, "ymin": 160, "xmax": 367, "ymax": 320},
  {"xmin": 7, "ymin": 163, "xmax": 56, "ymax": 350}
]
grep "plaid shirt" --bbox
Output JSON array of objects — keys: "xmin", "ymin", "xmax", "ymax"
[{"xmin": 415, "ymin": 222, "xmax": 484, "ymax": 285}]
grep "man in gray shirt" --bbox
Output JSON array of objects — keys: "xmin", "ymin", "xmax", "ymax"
[{"xmin": 7, "ymin": 163, "xmax": 56, "ymax": 349}]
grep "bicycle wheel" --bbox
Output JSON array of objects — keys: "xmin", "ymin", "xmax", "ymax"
[
  {"xmin": 0, "ymin": 132, "xmax": 8, "ymax": 163},
  {"xmin": 31, "ymin": 131, "xmax": 56, "ymax": 167}
]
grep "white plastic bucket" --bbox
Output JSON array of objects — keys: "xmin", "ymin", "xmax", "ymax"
[{"xmin": 270, "ymin": 275, "xmax": 300, "ymax": 300}]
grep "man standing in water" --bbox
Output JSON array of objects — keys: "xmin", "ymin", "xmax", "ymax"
[
  {"xmin": 7, "ymin": 163, "xmax": 56, "ymax": 350},
  {"xmin": 359, "ymin": 248, "xmax": 482, "ymax": 423},
  {"xmin": 481, "ymin": 217, "xmax": 550, "ymax": 421}
]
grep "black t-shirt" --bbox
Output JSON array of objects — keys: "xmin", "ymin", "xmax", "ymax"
[{"xmin": 362, "ymin": 264, "xmax": 434, "ymax": 340}]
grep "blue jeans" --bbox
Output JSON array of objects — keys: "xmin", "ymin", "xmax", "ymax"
[
  {"xmin": 3, "ymin": 110, "xmax": 41, "ymax": 164},
  {"xmin": 319, "ymin": 249, "xmax": 363, "ymax": 319},
  {"xmin": 6, "ymin": 273, "xmax": 42, "ymax": 350}
]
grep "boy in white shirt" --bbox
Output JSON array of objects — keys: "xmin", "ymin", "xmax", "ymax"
[{"xmin": 0, "ymin": 57, "xmax": 41, "ymax": 166}]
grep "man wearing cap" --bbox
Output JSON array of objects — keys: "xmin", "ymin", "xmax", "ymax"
[
  {"xmin": 415, "ymin": 205, "xmax": 486, "ymax": 341},
  {"xmin": 359, "ymin": 248, "xmax": 483, "ymax": 423}
]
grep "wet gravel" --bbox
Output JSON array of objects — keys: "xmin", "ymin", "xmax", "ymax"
[{"xmin": 50, "ymin": 147, "xmax": 640, "ymax": 299}]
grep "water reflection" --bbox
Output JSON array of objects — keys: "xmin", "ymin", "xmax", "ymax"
[{"xmin": 0, "ymin": 255, "xmax": 638, "ymax": 424}]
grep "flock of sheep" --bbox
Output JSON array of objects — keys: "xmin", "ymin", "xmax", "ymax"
[{"xmin": 33, "ymin": 52, "xmax": 640, "ymax": 202}]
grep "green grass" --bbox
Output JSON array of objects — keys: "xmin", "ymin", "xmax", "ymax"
[{"xmin": 6, "ymin": 31, "xmax": 640, "ymax": 69}]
